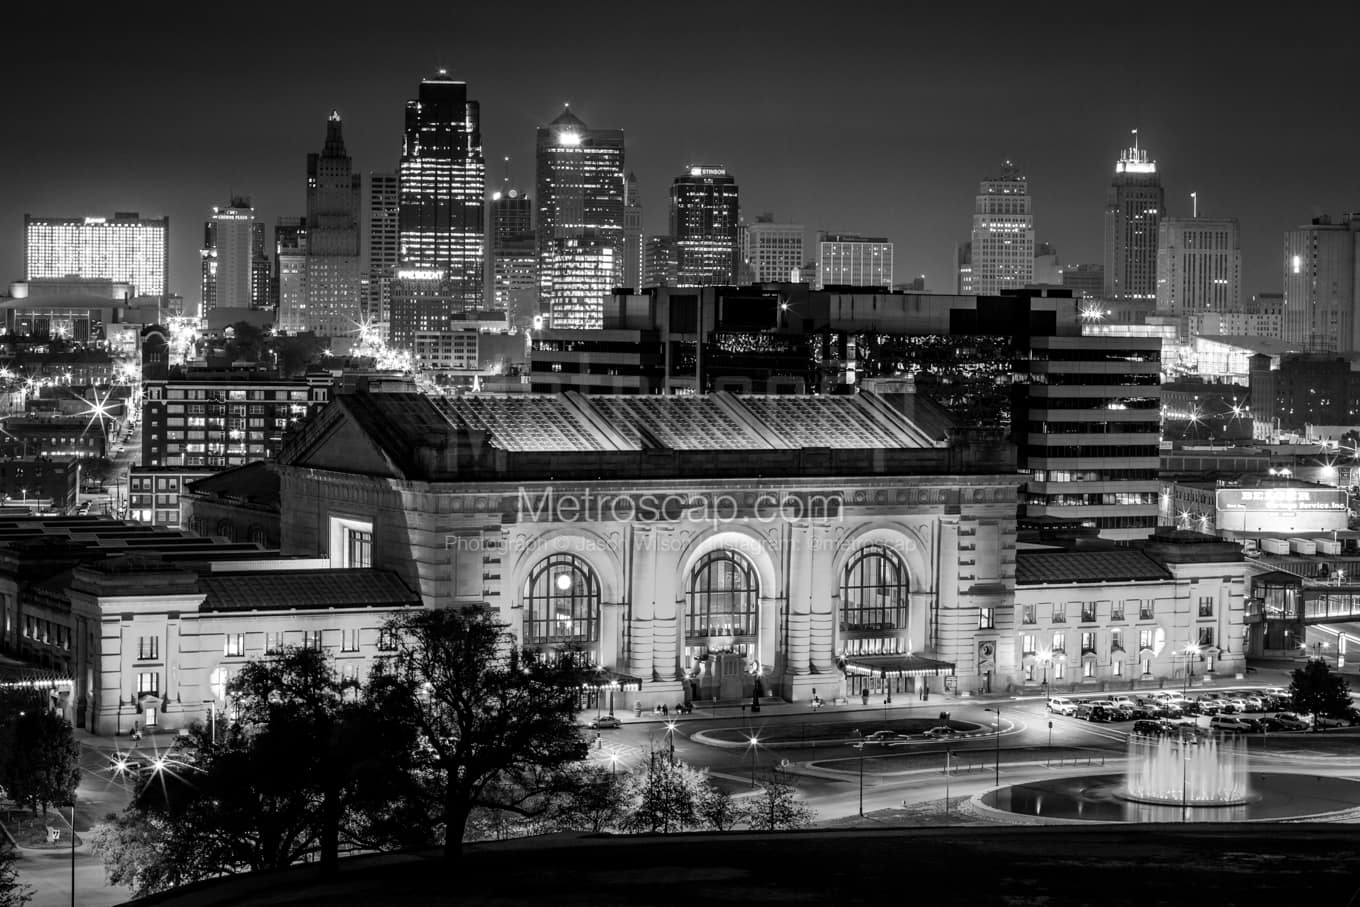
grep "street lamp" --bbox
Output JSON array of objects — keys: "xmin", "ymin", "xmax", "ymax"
[
  {"xmin": 664, "ymin": 720, "xmax": 677, "ymax": 765},
  {"xmin": 1182, "ymin": 643, "xmax": 1201, "ymax": 694},
  {"xmin": 1038, "ymin": 649, "xmax": 1052, "ymax": 694},
  {"xmin": 69, "ymin": 791, "xmax": 76, "ymax": 907},
  {"xmin": 608, "ymin": 752, "xmax": 620, "ymax": 776},
  {"xmin": 944, "ymin": 749, "xmax": 953, "ymax": 821},
  {"xmin": 984, "ymin": 707, "xmax": 1002, "ymax": 787},
  {"xmin": 746, "ymin": 734, "xmax": 760, "ymax": 788},
  {"xmin": 853, "ymin": 729, "xmax": 864, "ymax": 817}
]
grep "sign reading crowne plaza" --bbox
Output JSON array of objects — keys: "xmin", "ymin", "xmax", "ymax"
[{"xmin": 276, "ymin": 379, "xmax": 1018, "ymax": 706}]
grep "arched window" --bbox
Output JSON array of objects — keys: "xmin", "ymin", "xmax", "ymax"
[
  {"xmin": 523, "ymin": 554, "xmax": 600, "ymax": 646},
  {"xmin": 840, "ymin": 544, "xmax": 908, "ymax": 633},
  {"xmin": 686, "ymin": 551, "xmax": 759, "ymax": 639}
]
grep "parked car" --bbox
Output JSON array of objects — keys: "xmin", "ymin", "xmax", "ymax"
[
  {"xmin": 588, "ymin": 715, "xmax": 622, "ymax": 730},
  {"xmin": 1237, "ymin": 695, "xmax": 1265, "ymax": 712},
  {"xmin": 864, "ymin": 730, "xmax": 898, "ymax": 743},
  {"xmin": 1312, "ymin": 713, "xmax": 1347, "ymax": 729},
  {"xmin": 1047, "ymin": 696, "xmax": 1078, "ymax": 716},
  {"xmin": 1076, "ymin": 703, "xmax": 1113, "ymax": 722},
  {"xmin": 1132, "ymin": 719, "xmax": 1170, "ymax": 737},
  {"xmin": 923, "ymin": 725, "xmax": 958, "ymax": 738},
  {"xmin": 1210, "ymin": 715, "xmax": 1252, "ymax": 732},
  {"xmin": 1236, "ymin": 717, "xmax": 1265, "ymax": 733}
]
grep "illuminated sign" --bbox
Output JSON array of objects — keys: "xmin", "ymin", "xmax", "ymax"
[
  {"xmin": 396, "ymin": 269, "xmax": 445, "ymax": 281},
  {"xmin": 1216, "ymin": 488, "xmax": 1347, "ymax": 512}
]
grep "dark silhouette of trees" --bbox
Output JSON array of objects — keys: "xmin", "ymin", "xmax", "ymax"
[
  {"xmin": 0, "ymin": 839, "xmax": 32, "ymax": 907},
  {"xmin": 0, "ymin": 694, "xmax": 80, "ymax": 817},
  {"xmin": 1289, "ymin": 658, "xmax": 1353, "ymax": 730}
]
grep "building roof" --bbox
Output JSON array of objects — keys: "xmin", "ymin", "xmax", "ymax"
[
  {"xmin": 185, "ymin": 461, "xmax": 279, "ymax": 509},
  {"xmin": 197, "ymin": 569, "xmax": 419, "ymax": 613},
  {"xmin": 1016, "ymin": 549, "xmax": 1172, "ymax": 586},
  {"xmin": 1194, "ymin": 335, "xmax": 1305, "ymax": 356}
]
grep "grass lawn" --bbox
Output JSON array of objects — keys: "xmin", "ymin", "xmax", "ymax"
[{"xmin": 0, "ymin": 806, "xmax": 82, "ymax": 849}]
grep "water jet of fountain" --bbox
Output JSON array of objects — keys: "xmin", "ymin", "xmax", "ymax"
[{"xmin": 1125, "ymin": 732, "xmax": 1250, "ymax": 807}]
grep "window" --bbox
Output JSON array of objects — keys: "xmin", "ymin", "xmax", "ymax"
[
  {"xmin": 305, "ymin": 630, "xmax": 322, "ymax": 651},
  {"xmin": 1022, "ymin": 604, "xmax": 1036, "ymax": 625},
  {"xmin": 1024, "ymin": 662, "xmax": 1035, "ymax": 682},
  {"xmin": 1082, "ymin": 659, "xmax": 1094, "ymax": 678},
  {"xmin": 1139, "ymin": 601, "xmax": 1155, "ymax": 621},
  {"xmin": 1052, "ymin": 632, "xmax": 1066, "ymax": 654},
  {"xmin": 137, "ymin": 672, "xmax": 159, "ymax": 696},
  {"xmin": 978, "ymin": 607, "xmax": 994, "ymax": 630},
  {"xmin": 342, "ymin": 629, "xmax": 359, "ymax": 652},
  {"xmin": 347, "ymin": 529, "xmax": 373, "ymax": 570},
  {"xmin": 340, "ymin": 662, "xmax": 360, "ymax": 684},
  {"xmin": 1051, "ymin": 603, "xmax": 1066, "ymax": 624},
  {"xmin": 224, "ymin": 634, "xmax": 245, "ymax": 657},
  {"xmin": 1110, "ymin": 629, "xmax": 1124, "ymax": 652},
  {"xmin": 1081, "ymin": 631, "xmax": 1096, "ymax": 655},
  {"xmin": 1141, "ymin": 658, "xmax": 1152, "ymax": 677},
  {"xmin": 1198, "ymin": 627, "xmax": 1215, "ymax": 647},
  {"xmin": 523, "ymin": 554, "xmax": 601, "ymax": 645},
  {"xmin": 1111, "ymin": 601, "xmax": 1125, "ymax": 622},
  {"xmin": 137, "ymin": 635, "xmax": 159, "ymax": 661},
  {"xmin": 688, "ymin": 550, "xmax": 759, "ymax": 639},
  {"xmin": 1138, "ymin": 629, "xmax": 1154, "ymax": 651},
  {"xmin": 1021, "ymin": 634, "xmax": 1037, "ymax": 655},
  {"xmin": 1112, "ymin": 659, "xmax": 1123, "ymax": 677},
  {"xmin": 1081, "ymin": 602, "xmax": 1097, "ymax": 623},
  {"xmin": 1198, "ymin": 595, "xmax": 1214, "ymax": 618},
  {"xmin": 378, "ymin": 628, "xmax": 397, "ymax": 651},
  {"xmin": 840, "ymin": 545, "xmax": 907, "ymax": 632},
  {"xmin": 265, "ymin": 632, "xmax": 285, "ymax": 654},
  {"xmin": 1054, "ymin": 661, "xmax": 1065, "ymax": 680}
]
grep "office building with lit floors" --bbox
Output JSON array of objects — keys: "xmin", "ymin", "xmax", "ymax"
[
  {"xmin": 275, "ymin": 383, "xmax": 1020, "ymax": 705},
  {"xmin": 1018, "ymin": 334, "xmax": 1162, "ymax": 541}
]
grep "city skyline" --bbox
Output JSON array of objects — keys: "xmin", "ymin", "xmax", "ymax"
[{"xmin": 2, "ymin": 3, "xmax": 1359, "ymax": 306}]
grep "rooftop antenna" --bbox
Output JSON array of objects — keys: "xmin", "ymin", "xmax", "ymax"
[
  {"xmin": 503, "ymin": 155, "xmax": 511, "ymax": 192},
  {"xmin": 1191, "ymin": 191, "xmax": 1198, "ymax": 218}
]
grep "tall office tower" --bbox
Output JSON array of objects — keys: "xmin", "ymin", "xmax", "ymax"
[
  {"xmin": 622, "ymin": 172, "xmax": 643, "ymax": 290},
  {"xmin": 545, "ymin": 235, "xmax": 616, "ymax": 329},
  {"xmin": 535, "ymin": 107, "xmax": 626, "ymax": 303},
  {"xmin": 742, "ymin": 215, "xmax": 804, "ymax": 283},
  {"xmin": 644, "ymin": 235, "xmax": 680, "ymax": 288},
  {"xmin": 1059, "ymin": 263, "xmax": 1103, "ymax": 299},
  {"xmin": 364, "ymin": 172, "xmax": 400, "ymax": 328},
  {"xmin": 1018, "ymin": 334, "xmax": 1163, "ymax": 541},
  {"xmin": 249, "ymin": 223, "xmax": 270, "ymax": 310},
  {"xmin": 816, "ymin": 233, "xmax": 893, "ymax": 289},
  {"xmin": 955, "ymin": 242, "xmax": 973, "ymax": 294},
  {"xmin": 1155, "ymin": 216, "xmax": 1241, "ymax": 320},
  {"xmin": 1283, "ymin": 215, "xmax": 1360, "ymax": 352},
  {"xmin": 274, "ymin": 217, "xmax": 308, "ymax": 324},
  {"xmin": 669, "ymin": 164, "xmax": 740, "ymax": 287},
  {"xmin": 487, "ymin": 182, "xmax": 537, "ymax": 328},
  {"xmin": 288, "ymin": 111, "xmax": 364, "ymax": 338},
  {"xmin": 25, "ymin": 212, "xmax": 170, "ymax": 298},
  {"xmin": 969, "ymin": 161, "xmax": 1035, "ymax": 294},
  {"xmin": 391, "ymin": 71, "xmax": 485, "ymax": 349},
  {"xmin": 1103, "ymin": 132, "xmax": 1164, "ymax": 301},
  {"xmin": 201, "ymin": 198, "xmax": 258, "ymax": 315}
]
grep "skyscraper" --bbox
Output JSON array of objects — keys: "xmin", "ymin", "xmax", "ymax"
[
  {"xmin": 293, "ymin": 111, "xmax": 362, "ymax": 338},
  {"xmin": 1282, "ymin": 215, "xmax": 1360, "ymax": 352},
  {"xmin": 24, "ymin": 212, "xmax": 170, "ymax": 298},
  {"xmin": 670, "ymin": 164, "xmax": 740, "ymax": 287},
  {"xmin": 969, "ymin": 161, "xmax": 1034, "ymax": 295},
  {"xmin": 250, "ymin": 223, "xmax": 270, "ymax": 311},
  {"xmin": 1103, "ymin": 132, "xmax": 1164, "ymax": 301},
  {"xmin": 742, "ymin": 215, "xmax": 804, "ymax": 284},
  {"xmin": 391, "ymin": 71, "xmax": 485, "ymax": 349},
  {"xmin": 1155, "ymin": 216, "xmax": 1241, "ymax": 320},
  {"xmin": 487, "ymin": 177, "xmax": 537, "ymax": 329},
  {"xmin": 201, "ymin": 198, "xmax": 258, "ymax": 315},
  {"xmin": 817, "ymin": 233, "xmax": 893, "ymax": 289},
  {"xmin": 955, "ymin": 242, "xmax": 973, "ymax": 294},
  {"xmin": 364, "ymin": 172, "xmax": 400, "ymax": 328},
  {"xmin": 274, "ymin": 217, "xmax": 308, "ymax": 326},
  {"xmin": 623, "ymin": 172, "xmax": 643, "ymax": 291},
  {"xmin": 535, "ymin": 107, "xmax": 626, "ymax": 307},
  {"xmin": 544, "ymin": 235, "xmax": 616, "ymax": 330}
]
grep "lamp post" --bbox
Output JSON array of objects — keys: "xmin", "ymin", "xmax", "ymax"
[
  {"xmin": 1038, "ymin": 649, "xmax": 1052, "ymax": 695},
  {"xmin": 1182, "ymin": 643, "xmax": 1200, "ymax": 694},
  {"xmin": 608, "ymin": 752, "xmax": 620, "ymax": 776},
  {"xmin": 985, "ymin": 707, "xmax": 1001, "ymax": 787},
  {"xmin": 665, "ymin": 720, "xmax": 677, "ymax": 766},
  {"xmin": 69, "ymin": 792, "xmax": 76, "ymax": 907},
  {"xmin": 944, "ymin": 749, "xmax": 952, "ymax": 821},
  {"xmin": 853, "ymin": 729, "xmax": 864, "ymax": 816},
  {"xmin": 1181, "ymin": 739, "xmax": 1194, "ymax": 823},
  {"xmin": 746, "ymin": 734, "xmax": 760, "ymax": 788}
]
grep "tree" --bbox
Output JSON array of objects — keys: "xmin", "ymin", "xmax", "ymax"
[
  {"xmin": 1289, "ymin": 659, "xmax": 1353, "ymax": 731},
  {"xmin": 370, "ymin": 606, "xmax": 589, "ymax": 860},
  {"xmin": 741, "ymin": 770, "xmax": 815, "ymax": 831},
  {"xmin": 549, "ymin": 762, "xmax": 631, "ymax": 834},
  {"xmin": 0, "ymin": 708, "xmax": 80, "ymax": 817},
  {"xmin": 622, "ymin": 756, "xmax": 707, "ymax": 834},
  {"xmin": 0, "ymin": 840, "xmax": 33, "ymax": 907},
  {"xmin": 696, "ymin": 781, "xmax": 743, "ymax": 832}
]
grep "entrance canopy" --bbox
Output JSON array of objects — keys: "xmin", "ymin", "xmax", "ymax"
[
  {"xmin": 843, "ymin": 654, "xmax": 955, "ymax": 679},
  {"xmin": 0, "ymin": 662, "xmax": 73, "ymax": 691},
  {"xmin": 581, "ymin": 667, "xmax": 643, "ymax": 692}
]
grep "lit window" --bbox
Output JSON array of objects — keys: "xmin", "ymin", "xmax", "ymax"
[{"xmin": 224, "ymin": 634, "xmax": 245, "ymax": 657}]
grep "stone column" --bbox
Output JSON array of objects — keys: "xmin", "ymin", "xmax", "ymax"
[{"xmin": 599, "ymin": 602, "xmax": 623, "ymax": 671}]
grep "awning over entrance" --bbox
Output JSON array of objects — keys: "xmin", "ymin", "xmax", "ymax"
[
  {"xmin": 843, "ymin": 654, "xmax": 955, "ymax": 678},
  {"xmin": 0, "ymin": 662, "xmax": 73, "ymax": 691},
  {"xmin": 581, "ymin": 668, "xmax": 643, "ymax": 692}
]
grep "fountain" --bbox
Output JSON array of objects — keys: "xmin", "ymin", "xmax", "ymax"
[{"xmin": 1124, "ymin": 733, "xmax": 1249, "ymax": 807}]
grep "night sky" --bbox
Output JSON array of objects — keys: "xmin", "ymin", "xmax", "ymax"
[{"xmin": 4, "ymin": 1, "xmax": 1358, "ymax": 304}]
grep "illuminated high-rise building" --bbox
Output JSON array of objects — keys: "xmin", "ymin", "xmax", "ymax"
[
  {"xmin": 25, "ymin": 212, "xmax": 170, "ymax": 299},
  {"xmin": 742, "ymin": 215, "xmax": 804, "ymax": 284},
  {"xmin": 1155, "ymin": 216, "xmax": 1241, "ymax": 320},
  {"xmin": 969, "ymin": 161, "xmax": 1034, "ymax": 295},
  {"xmin": 644, "ymin": 235, "xmax": 680, "ymax": 288},
  {"xmin": 535, "ymin": 107, "xmax": 626, "ymax": 304},
  {"xmin": 1104, "ymin": 132, "xmax": 1164, "ymax": 301},
  {"xmin": 623, "ymin": 172, "xmax": 643, "ymax": 290},
  {"xmin": 274, "ymin": 217, "xmax": 308, "ymax": 328},
  {"xmin": 488, "ymin": 177, "xmax": 537, "ymax": 329},
  {"xmin": 391, "ymin": 71, "xmax": 485, "ymax": 350},
  {"xmin": 1282, "ymin": 215, "xmax": 1360, "ymax": 352},
  {"xmin": 816, "ymin": 233, "xmax": 892, "ymax": 289},
  {"xmin": 670, "ymin": 164, "xmax": 740, "ymax": 286},
  {"xmin": 364, "ymin": 172, "xmax": 400, "ymax": 327},
  {"xmin": 287, "ymin": 111, "xmax": 364, "ymax": 338},
  {"xmin": 545, "ymin": 234, "xmax": 616, "ymax": 330},
  {"xmin": 200, "ymin": 198, "xmax": 259, "ymax": 314},
  {"xmin": 250, "ymin": 223, "xmax": 270, "ymax": 310}
]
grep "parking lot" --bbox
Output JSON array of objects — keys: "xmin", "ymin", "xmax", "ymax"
[{"xmin": 1045, "ymin": 686, "xmax": 1353, "ymax": 734}]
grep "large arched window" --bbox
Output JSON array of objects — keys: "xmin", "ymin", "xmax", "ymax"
[
  {"xmin": 523, "ymin": 554, "xmax": 600, "ymax": 645},
  {"xmin": 686, "ymin": 550, "xmax": 759, "ymax": 639},
  {"xmin": 840, "ymin": 544, "xmax": 908, "ymax": 633}
]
